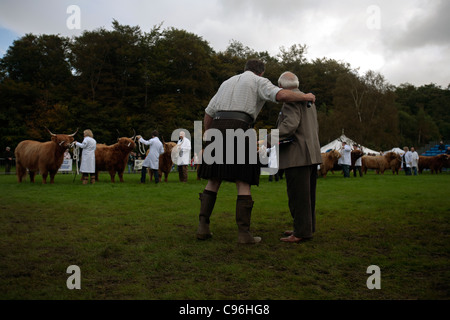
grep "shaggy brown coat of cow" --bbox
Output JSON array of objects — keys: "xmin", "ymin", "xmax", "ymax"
[
  {"xmin": 351, "ymin": 150, "xmax": 363, "ymax": 167},
  {"xmin": 418, "ymin": 154, "xmax": 449, "ymax": 174},
  {"xmin": 15, "ymin": 130, "xmax": 76, "ymax": 184},
  {"xmin": 318, "ymin": 150, "xmax": 341, "ymax": 178},
  {"xmin": 389, "ymin": 155, "xmax": 402, "ymax": 175},
  {"xmin": 361, "ymin": 152, "xmax": 399, "ymax": 174},
  {"xmin": 95, "ymin": 137, "xmax": 136, "ymax": 182},
  {"xmin": 149, "ymin": 142, "xmax": 177, "ymax": 182}
]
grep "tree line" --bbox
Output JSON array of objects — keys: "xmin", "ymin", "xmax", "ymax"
[{"xmin": 1, "ymin": 20, "xmax": 449, "ymax": 153}]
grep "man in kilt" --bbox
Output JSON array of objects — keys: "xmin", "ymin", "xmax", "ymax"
[{"xmin": 196, "ymin": 59, "xmax": 316, "ymax": 244}]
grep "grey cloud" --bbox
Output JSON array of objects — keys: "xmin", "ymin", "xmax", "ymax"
[
  {"xmin": 383, "ymin": 0, "xmax": 450, "ymax": 50},
  {"xmin": 0, "ymin": 0, "xmax": 448, "ymax": 87}
]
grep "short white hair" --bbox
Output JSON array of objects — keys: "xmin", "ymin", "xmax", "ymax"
[{"xmin": 278, "ymin": 72, "xmax": 299, "ymax": 89}]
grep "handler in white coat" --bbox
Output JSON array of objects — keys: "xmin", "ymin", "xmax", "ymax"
[
  {"xmin": 75, "ymin": 129, "xmax": 97, "ymax": 184},
  {"xmin": 339, "ymin": 141, "xmax": 352, "ymax": 178},
  {"xmin": 137, "ymin": 130, "xmax": 164, "ymax": 184},
  {"xmin": 410, "ymin": 147, "xmax": 419, "ymax": 176},
  {"xmin": 176, "ymin": 131, "xmax": 191, "ymax": 182}
]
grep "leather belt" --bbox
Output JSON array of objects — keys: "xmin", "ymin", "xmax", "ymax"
[{"xmin": 214, "ymin": 111, "xmax": 254, "ymax": 125}]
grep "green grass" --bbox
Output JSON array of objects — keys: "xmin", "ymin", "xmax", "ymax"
[{"xmin": 0, "ymin": 169, "xmax": 449, "ymax": 300}]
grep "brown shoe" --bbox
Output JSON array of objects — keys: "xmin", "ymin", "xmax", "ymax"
[{"xmin": 280, "ymin": 235, "xmax": 312, "ymax": 243}]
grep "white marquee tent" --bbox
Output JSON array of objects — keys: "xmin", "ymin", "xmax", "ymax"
[
  {"xmin": 320, "ymin": 133, "xmax": 381, "ymax": 155},
  {"xmin": 385, "ymin": 147, "xmax": 405, "ymax": 155}
]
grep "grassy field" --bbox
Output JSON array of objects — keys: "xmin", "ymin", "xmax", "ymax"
[{"xmin": 0, "ymin": 168, "xmax": 449, "ymax": 300}]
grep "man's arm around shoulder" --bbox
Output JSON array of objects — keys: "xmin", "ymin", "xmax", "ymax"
[{"xmin": 276, "ymin": 89, "xmax": 315, "ymax": 103}]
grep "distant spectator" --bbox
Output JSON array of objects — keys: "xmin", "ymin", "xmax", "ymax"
[
  {"xmin": 128, "ymin": 152, "xmax": 136, "ymax": 173},
  {"xmin": 339, "ymin": 141, "xmax": 352, "ymax": 178},
  {"xmin": 64, "ymin": 149, "xmax": 71, "ymax": 160},
  {"xmin": 402, "ymin": 146, "xmax": 412, "ymax": 176},
  {"xmin": 447, "ymin": 147, "xmax": 450, "ymax": 155},
  {"xmin": 267, "ymin": 146, "xmax": 279, "ymax": 182},
  {"xmin": 438, "ymin": 141, "xmax": 445, "ymax": 152},
  {"xmin": 410, "ymin": 147, "xmax": 419, "ymax": 176},
  {"xmin": 352, "ymin": 144, "xmax": 363, "ymax": 177},
  {"xmin": 4, "ymin": 147, "xmax": 13, "ymax": 174},
  {"xmin": 62, "ymin": 149, "xmax": 71, "ymax": 174}
]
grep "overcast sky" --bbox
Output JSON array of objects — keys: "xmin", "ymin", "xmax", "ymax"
[{"xmin": 0, "ymin": 0, "xmax": 449, "ymax": 88}]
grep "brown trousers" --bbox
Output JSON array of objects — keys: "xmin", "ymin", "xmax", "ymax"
[{"xmin": 285, "ymin": 165, "xmax": 317, "ymax": 238}]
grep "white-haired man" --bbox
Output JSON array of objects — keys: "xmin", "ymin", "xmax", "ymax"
[{"xmin": 266, "ymin": 71, "xmax": 322, "ymax": 243}]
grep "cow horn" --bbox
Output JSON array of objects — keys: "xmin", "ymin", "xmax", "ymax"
[
  {"xmin": 131, "ymin": 129, "xmax": 136, "ymax": 140},
  {"xmin": 68, "ymin": 128, "xmax": 79, "ymax": 137},
  {"xmin": 45, "ymin": 126, "xmax": 56, "ymax": 136}
]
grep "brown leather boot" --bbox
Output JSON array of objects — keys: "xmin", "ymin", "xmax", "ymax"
[
  {"xmin": 82, "ymin": 176, "xmax": 88, "ymax": 185},
  {"xmin": 236, "ymin": 196, "xmax": 261, "ymax": 244},
  {"xmin": 90, "ymin": 176, "xmax": 95, "ymax": 184},
  {"xmin": 196, "ymin": 191, "xmax": 217, "ymax": 240}
]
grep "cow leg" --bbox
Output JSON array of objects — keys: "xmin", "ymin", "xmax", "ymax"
[
  {"xmin": 41, "ymin": 171, "xmax": 48, "ymax": 184},
  {"xmin": 109, "ymin": 171, "xmax": 116, "ymax": 183},
  {"xmin": 49, "ymin": 171, "xmax": 57, "ymax": 184},
  {"xmin": 165, "ymin": 171, "xmax": 169, "ymax": 182},
  {"xmin": 118, "ymin": 171, "xmax": 124, "ymax": 182},
  {"xmin": 16, "ymin": 165, "xmax": 26, "ymax": 183},
  {"xmin": 28, "ymin": 171, "xmax": 36, "ymax": 183}
]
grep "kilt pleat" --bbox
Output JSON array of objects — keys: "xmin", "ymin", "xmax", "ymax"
[{"xmin": 198, "ymin": 118, "xmax": 261, "ymax": 186}]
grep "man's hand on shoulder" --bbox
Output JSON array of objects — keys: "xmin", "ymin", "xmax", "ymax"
[{"xmin": 303, "ymin": 93, "xmax": 316, "ymax": 103}]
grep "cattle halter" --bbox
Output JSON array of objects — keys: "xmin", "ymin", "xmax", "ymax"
[
  {"xmin": 71, "ymin": 143, "xmax": 80, "ymax": 182},
  {"xmin": 138, "ymin": 139, "xmax": 147, "ymax": 155}
]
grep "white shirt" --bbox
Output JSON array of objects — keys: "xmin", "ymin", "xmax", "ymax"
[
  {"xmin": 339, "ymin": 144, "xmax": 352, "ymax": 166},
  {"xmin": 139, "ymin": 137, "xmax": 164, "ymax": 170},
  {"xmin": 403, "ymin": 151, "xmax": 412, "ymax": 168},
  {"xmin": 76, "ymin": 136, "xmax": 96, "ymax": 173},
  {"xmin": 205, "ymin": 71, "xmax": 282, "ymax": 121},
  {"xmin": 176, "ymin": 137, "xmax": 191, "ymax": 166},
  {"xmin": 411, "ymin": 151, "xmax": 419, "ymax": 167},
  {"xmin": 354, "ymin": 148, "xmax": 362, "ymax": 166}
]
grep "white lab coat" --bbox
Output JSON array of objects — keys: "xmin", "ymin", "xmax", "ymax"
[
  {"xmin": 268, "ymin": 146, "xmax": 278, "ymax": 169},
  {"xmin": 140, "ymin": 137, "xmax": 164, "ymax": 170},
  {"xmin": 354, "ymin": 148, "xmax": 362, "ymax": 166},
  {"xmin": 339, "ymin": 145, "xmax": 352, "ymax": 166},
  {"xmin": 403, "ymin": 151, "xmax": 412, "ymax": 168},
  {"xmin": 76, "ymin": 136, "xmax": 96, "ymax": 173},
  {"xmin": 411, "ymin": 151, "xmax": 419, "ymax": 168},
  {"xmin": 176, "ymin": 137, "xmax": 191, "ymax": 166}
]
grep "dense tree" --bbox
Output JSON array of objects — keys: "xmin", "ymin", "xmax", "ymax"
[
  {"xmin": 332, "ymin": 70, "xmax": 399, "ymax": 150},
  {"xmin": 395, "ymin": 83, "xmax": 447, "ymax": 146},
  {"xmin": 0, "ymin": 34, "xmax": 75, "ymax": 144},
  {"xmin": 1, "ymin": 20, "xmax": 448, "ymax": 154}
]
